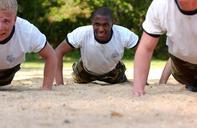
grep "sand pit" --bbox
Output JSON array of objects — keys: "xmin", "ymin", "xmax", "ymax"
[{"xmin": 0, "ymin": 68, "xmax": 197, "ymax": 128}]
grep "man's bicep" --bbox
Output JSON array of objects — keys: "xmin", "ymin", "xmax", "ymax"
[
  {"xmin": 38, "ymin": 42, "xmax": 54, "ymax": 58},
  {"xmin": 55, "ymin": 40, "xmax": 74, "ymax": 55},
  {"xmin": 139, "ymin": 32, "xmax": 160, "ymax": 51}
]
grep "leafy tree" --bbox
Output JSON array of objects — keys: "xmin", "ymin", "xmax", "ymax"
[
  {"xmin": 75, "ymin": 0, "xmax": 168, "ymax": 59},
  {"xmin": 17, "ymin": 0, "xmax": 168, "ymax": 60}
]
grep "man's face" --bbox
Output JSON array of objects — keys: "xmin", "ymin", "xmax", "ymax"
[
  {"xmin": 0, "ymin": 10, "xmax": 16, "ymax": 42},
  {"xmin": 177, "ymin": 0, "xmax": 197, "ymax": 11},
  {"xmin": 92, "ymin": 15, "xmax": 113, "ymax": 42}
]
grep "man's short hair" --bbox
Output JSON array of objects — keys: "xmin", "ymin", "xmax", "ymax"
[
  {"xmin": 92, "ymin": 7, "xmax": 113, "ymax": 21},
  {"xmin": 0, "ymin": 0, "xmax": 18, "ymax": 15}
]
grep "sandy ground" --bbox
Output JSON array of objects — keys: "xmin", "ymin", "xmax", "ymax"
[{"xmin": 0, "ymin": 68, "xmax": 197, "ymax": 128}]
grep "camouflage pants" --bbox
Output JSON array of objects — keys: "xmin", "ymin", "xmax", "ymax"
[
  {"xmin": 0, "ymin": 64, "xmax": 20, "ymax": 86},
  {"xmin": 170, "ymin": 55, "xmax": 197, "ymax": 85},
  {"xmin": 72, "ymin": 60, "xmax": 127, "ymax": 84}
]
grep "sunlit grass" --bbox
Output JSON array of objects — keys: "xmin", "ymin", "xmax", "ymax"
[
  {"xmin": 21, "ymin": 61, "xmax": 73, "ymax": 69},
  {"xmin": 21, "ymin": 59, "xmax": 166, "ymax": 69},
  {"xmin": 21, "ymin": 62, "xmax": 44, "ymax": 69},
  {"xmin": 123, "ymin": 59, "xmax": 166, "ymax": 69}
]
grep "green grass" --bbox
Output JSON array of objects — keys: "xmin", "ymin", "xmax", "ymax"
[
  {"xmin": 24, "ymin": 52, "xmax": 167, "ymax": 69},
  {"xmin": 21, "ymin": 59, "xmax": 167, "ymax": 69},
  {"xmin": 21, "ymin": 62, "xmax": 44, "ymax": 69},
  {"xmin": 123, "ymin": 59, "xmax": 166, "ymax": 69}
]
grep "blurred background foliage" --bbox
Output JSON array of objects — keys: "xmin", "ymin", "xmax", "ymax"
[{"xmin": 17, "ymin": 0, "xmax": 168, "ymax": 61}]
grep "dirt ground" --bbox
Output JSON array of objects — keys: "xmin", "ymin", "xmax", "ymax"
[{"xmin": 0, "ymin": 68, "xmax": 197, "ymax": 128}]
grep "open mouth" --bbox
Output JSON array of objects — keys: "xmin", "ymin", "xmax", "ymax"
[
  {"xmin": 0, "ymin": 33, "xmax": 5, "ymax": 36},
  {"xmin": 97, "ymin": 33, "xmax": 107, "ymax": 38},
  {"xmin": 0, "ymin": 33, "xmax": 6, "ymax": 41}
]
